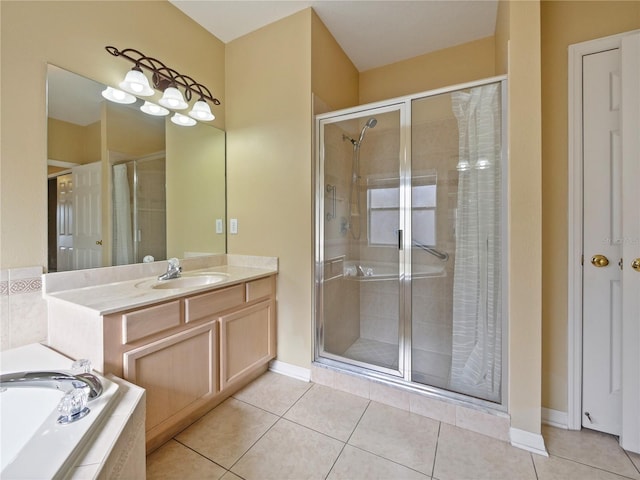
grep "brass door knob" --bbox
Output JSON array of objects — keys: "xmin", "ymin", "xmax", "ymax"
[
  {"xmin": 96, "ymin": 240, "xmax": 103, "ymax": 246},
  {"xmin": 591, "ymin": 254, "xmax": 609, "ymax": 267},
  {"xmin": 632, "ymin": 258, "xmax": 640, "ymax": 272}
]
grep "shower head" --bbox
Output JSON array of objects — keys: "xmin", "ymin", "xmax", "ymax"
[{"xmin": 357, "ymin": 117, "xmax": 377, "ymax": 145}]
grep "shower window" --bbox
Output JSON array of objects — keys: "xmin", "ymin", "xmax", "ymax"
[{"xmin": 368, "ymin": 177, "xmax": 437, "ymax": 247}]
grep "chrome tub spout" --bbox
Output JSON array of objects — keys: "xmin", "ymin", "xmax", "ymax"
[{"xmin": 0, "ymin": 371, "xmax": 103, "ymax": 400}]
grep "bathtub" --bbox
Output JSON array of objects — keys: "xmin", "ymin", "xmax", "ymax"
[
  {"xmin": 0, "ymin": 343, "xmax": 119, "ymax": 479},
  {"xmin": 343, "ymin": 260, "xmax": 445, "ymax": 280}
]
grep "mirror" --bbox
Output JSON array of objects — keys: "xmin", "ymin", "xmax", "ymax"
[{"xmin": 46, "ymin": 65, "xmax": 226, "ymax": 272}]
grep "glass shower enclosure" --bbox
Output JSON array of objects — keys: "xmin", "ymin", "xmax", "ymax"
[{"xmin": 315, "ymin": 77, "xmax": 507, "ymax": 405}]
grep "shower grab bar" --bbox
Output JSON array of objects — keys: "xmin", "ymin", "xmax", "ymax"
[
  {"xmin": 412, "ymin": 240, "xmax": 449, "ymax": 261},
  {"xmin": 326, "ymin": 184, "xmax": 336, "ymax": 221}
]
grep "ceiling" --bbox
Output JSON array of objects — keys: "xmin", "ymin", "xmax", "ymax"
[{"xmin": 170, "ymin": 0, "xmax": 499, "ymax": 72}]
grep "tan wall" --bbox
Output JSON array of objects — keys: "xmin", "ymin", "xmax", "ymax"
[
  {"xmin": 48, "ymin": 118, "xmax": 101, "ymax": 165},
  {"xmin": 540, "ymin": 1, "xmax": 640, "ymax": 413},
  {"xmin": 494, "ymin": 1, "xmax": 510, "ymax": 75},
  {"xmin": 359, "ymin": 36, "xmax": 496, "ymax": 104},
  {"xmin": 105, "ymin": 102, "xmax": 165, "ymax": 156},
  {"xmin": 0, "ymin": 0, "xmax": 225, "ymax": 270},
  {"xmin": 226, "ymin": 9, "xmax": 314, "ymax": 368},
  {"xmin": 166, "ymin": 122, "xmax": 226, "ymax": 258},
  {"xmin": 311, "ymin": 11, "xmax": 359, "ymax": 111},
  {"xmin": 505, "ymin": 0, "xmax": 543, "ymax": 434}
]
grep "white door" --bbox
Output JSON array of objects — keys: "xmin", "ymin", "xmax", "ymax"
[
  {"xmin": 72, "ymin": 162, "xmax": 102, "ymax": 269},
  {"xmin": 56, "ymin": 173, "xmax": 74, "ymax": 272},
  {"xmin": 581, "ymin": 33, "xmax": 640, "ymax": 444},
  {"xmin": 582, "ymin": 48, "xmax": 623, "ymax": 435},
  {"xmin": 620, "ymin": 33, "xmax": 640, "ymax": 453}
]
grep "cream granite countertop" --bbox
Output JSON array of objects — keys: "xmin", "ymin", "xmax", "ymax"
[{"xmin": 43, "ymin": 255, "xmax": 277, "ymax": 316}]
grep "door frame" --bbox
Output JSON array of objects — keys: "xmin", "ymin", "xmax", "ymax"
[{"xmin": 568, "ymin": 30, "xmax": 640, "ymax": 451}]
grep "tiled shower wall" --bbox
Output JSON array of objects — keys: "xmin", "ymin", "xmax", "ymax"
[{"xmin": 0, "ymin": 266, "xmax": 47, "ymax": 350}]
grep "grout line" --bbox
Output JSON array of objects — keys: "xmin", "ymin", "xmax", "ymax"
[
  {"xmin": 530, "ymin": 452, "xmax": 539, "ymax": 480},
  {"xmin": 623, "ymin": 450, "xmax": 640, "ymax": 476},
  {"xmin": 431, "ymin": 422, "xmax": 441, "ymax": 479},
  {"xmin": 171, "ymin": 438, "xmax": 229, "ymax": 472}
]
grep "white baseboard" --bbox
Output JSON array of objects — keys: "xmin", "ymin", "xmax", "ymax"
[
  {"xmin": 542, "ymin": 408, "xmax": 568, "ymax": 429},
  {"xmin": 510, "ymin": 428, "xmax": 549, "ymax": 457},
  {"xmin": 269, "ymin": 360, "xmax": 311, "ymax": 382}
]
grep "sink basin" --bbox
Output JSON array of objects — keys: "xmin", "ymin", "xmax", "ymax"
[{"xmin": 138, "ymin": 274, "xmax": 228, "ymax": 290}]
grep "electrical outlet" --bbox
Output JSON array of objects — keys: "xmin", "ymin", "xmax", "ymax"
[
  {"xmin": 230, "ymin": 218, "xmax": 238, "ymax": 234},
  {"xmin": 215, "ymin": 219, "xmax": 223, "ymax": 234}
]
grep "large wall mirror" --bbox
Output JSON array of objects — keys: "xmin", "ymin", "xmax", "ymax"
[{"xmin": 46, "ymin": 65, "xmax": 226, "ymax": 272}]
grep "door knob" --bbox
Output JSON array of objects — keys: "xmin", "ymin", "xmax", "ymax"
[
  {"xmin": 96, "ymin": 240, "xmax": 103, "ymax": 246},
  {"xmin": 632, "ymin": 258, "xmax": 640, "ymax": 272},
  {"xmin": 591, "ymin": 254, "xmax": 609, "ymax": 267}
]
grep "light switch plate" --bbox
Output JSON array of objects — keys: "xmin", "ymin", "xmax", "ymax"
[
  {"xmin": 215, "ymin": 219, "xmax": 223, "ymax": 234},
  {"xmin": 230, "ymin": 218, "xmax": 238, "ymax": 234}
]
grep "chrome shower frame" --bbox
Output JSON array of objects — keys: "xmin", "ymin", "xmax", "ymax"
[{"xmin": 313, "ymin": 75, "xmax": 509, "ymax": 412}]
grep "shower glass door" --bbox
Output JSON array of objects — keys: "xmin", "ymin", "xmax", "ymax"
[
  {"xmin": 410, "ymin": 83, "xmax": 504, "ymax": 403},
  {"xmin": 316, "ymin": 78, "xmax": 506, "ymax": 406},
  {"xmin": 317, "ymin": 104, "xmax": 406, "ymax": 376}
]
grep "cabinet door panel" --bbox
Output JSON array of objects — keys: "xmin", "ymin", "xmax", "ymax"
[
  {"xmin": 124, "ymin": 321, "xmax": 218, "ymax": 431},
  {"xmin": 220, "ymin": 300, "xmax": 275, "ymax": 389}
]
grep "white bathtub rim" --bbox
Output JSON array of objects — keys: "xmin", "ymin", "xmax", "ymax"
[{"xmin": 0, "ymin": 343, "xmax": 119, "ymax": 479}]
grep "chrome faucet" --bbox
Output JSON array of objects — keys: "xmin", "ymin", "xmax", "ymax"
[
  {"xmin": 0, "ymin": 370, "xmax": 103, "ymax": 400},
  {"xmin": 158, "ymin": 257, "xmax": 182, "ymax": 280}
]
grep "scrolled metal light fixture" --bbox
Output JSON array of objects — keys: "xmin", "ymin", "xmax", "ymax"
[{"xmin": 104, "ymin": 46, "xmax": 220, "ymax": 124}]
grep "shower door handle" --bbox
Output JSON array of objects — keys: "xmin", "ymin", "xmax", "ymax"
[{"xmin": 398, "ymin": 229, "xmax": 403, "ymax": 250}]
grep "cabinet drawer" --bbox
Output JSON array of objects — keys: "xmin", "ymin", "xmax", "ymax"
[
  {"xmin": 122, "ymin": 300, "xmax": 181, "ymax": 344},
  {"xmin": 246, "ymin": 276, "xmax": 274, "ymax": 302},
  {"xmin": 185, "ymin": 284, "xmax": 245, "ymax": 323}
]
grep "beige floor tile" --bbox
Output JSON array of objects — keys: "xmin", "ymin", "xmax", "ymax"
[
  {"xmin": 233, "ymin": 371, "xmax": 312, "ymax": 415},
  {"xmin": 348, "ymin": 401, "xmax": 439, "ymax": 476},
  {"xmin": 146, "ymin": 440, "xmax": 227, "ymax": 480},
  {"xmin": 327, "ymin": 445, "xmax": 430, "ymax": 480},
  {"xmin": 433, "ymin": 423, "xmax": 536, "ymax": 480},
  {"xmin": 284, "ymin": 384, "xmax": 369, "ymax": 441},
  {"xmin": 628, "ymin": 451, "xmax": 640, "ymax": 472},
  {"xmin": 175, "ymin": 397, "xmax": 278, "ymax": 469},
  {"xmin": 542, "ymin": 426, "xmax": 640, "ymax": 479},
  {"xmin": 231, "ymin": 418, "xmax": 344, "ymax": 480},
  {"xmin": 534, "ymin": 455, "xmax": 633, "ymax": 480}
]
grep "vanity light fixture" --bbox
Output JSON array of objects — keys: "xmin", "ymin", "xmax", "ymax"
[
  {"xmin": 140, "ymin": 101, "xmax": 169, "ymax": 116},
  {"xmin": 188, "ymin": 99, "xmax": 215, "ymax": 121},
  {"xmin": 105, "ymin": 46, "xmax": 220, "ymax": 124},
  {"xmin": 101, "ymin": 86, "xmax": 136, "ymax": 104},
  {"xmin": 119, "ymin": 66, "xmax": 154, "ymax": 96},
  {"xmin": 171, "ymin": 112, "xmax": 196, "ymax": 127},
  {"xmin": 158, "ymin": 86, "xmax": 188, "ymax": 110}
]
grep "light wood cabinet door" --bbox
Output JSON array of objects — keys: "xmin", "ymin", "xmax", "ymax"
[
  {"xmin": 123, "ymin": 320, "xmax": 218, "ymax": 433},
  {"xmin": 219, "ymin": 300, "xmax": 275, "ymax": 389}
]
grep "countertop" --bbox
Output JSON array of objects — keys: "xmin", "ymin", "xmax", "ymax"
[{"xmin": 44, "ymin": 264, "xmax": 277, "ymax": 316}]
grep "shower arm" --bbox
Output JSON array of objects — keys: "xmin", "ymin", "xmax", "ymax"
[{"xmin": 412, "ymin": 240, "xmax": 449, "ymax": 261}]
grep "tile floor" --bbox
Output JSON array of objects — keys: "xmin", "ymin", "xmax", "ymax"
[{"xmin": 147, "ymin": 371, "xmax": 640, "ymax": 480}]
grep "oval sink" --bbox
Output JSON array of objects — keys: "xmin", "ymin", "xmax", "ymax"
[{"xmin": 151, "ymin": 274, "xmax": 227, "ymax": 290}]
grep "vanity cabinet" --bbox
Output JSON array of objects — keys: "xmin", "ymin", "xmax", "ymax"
[{"xmin": 47, "ymin": 273, "xmax": 277, "ymax": 454}]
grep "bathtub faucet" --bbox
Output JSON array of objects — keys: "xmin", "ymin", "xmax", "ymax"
[
  {"xmin": 0, "ymin": 370, "xmax": 103, "ymax": 400},
  {"xmin": 158, "ymin": 257, "xmax": 181, "ymax": 280}
]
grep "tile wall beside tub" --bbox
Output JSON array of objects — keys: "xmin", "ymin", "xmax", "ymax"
[{"xmin": 0, "ymin": 266, "xmax": 47, "ymax": 350}]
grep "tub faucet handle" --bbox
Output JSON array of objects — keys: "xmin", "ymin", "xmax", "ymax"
[
  {"xmin": 57, "ymin": 387, "xmax": 90, "ymax": 424},
  {"xmin": 71, "ymin": 359, "xmax": 91, "ymax": 374}
]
